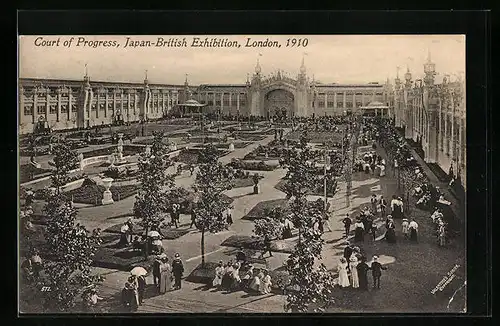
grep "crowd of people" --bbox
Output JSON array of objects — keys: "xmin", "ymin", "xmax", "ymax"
[
  {"xmin": 212, "ymin": 260, "xmax": 273, "ymax": 295},
  {"xmin": 337, "ymin": 246, "xmax": 388, "ymax": 291}
]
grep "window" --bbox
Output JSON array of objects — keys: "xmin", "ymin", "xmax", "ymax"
[
  {"xmin": 208, "ymin": 99, "xmax": 214, "ymax": 105},
  {"xmin": 376, "ymin": 92, "xmax": 383, "ymax": 96},
  {"xmin": 99, "ymin": 103, "xmax": 105, "ymax": 111},
  {"xmin": 91, "ymin": 104, "xmax": 97, "ymax": 111},
  {"xmin": 356, "ymin": 92, "xmax": 363, "ymax": 96},
  {"xmin": 327, "ymin": 101, "xmax": 334, "ymax": 108},
  {"xmin": 356, "ymin": 102, "xmax": 362, "ymax": 107},
  {"xmin": 215, "ymin": 100, "xmax": 221, "ymax": 106},
  {"xmin": 337, "ymin": 102, "xmax": 343, "ymax": 108},
  {"xmin": 318, "ymin": 101, "xmax": 325, "ymax": 107},
  {"xmin": 37, "ymin": 105, "xmax": 45, "ymax": 115},
  {"xmin": 346, "ymin": 102, "xmax": 353, "ymax": 108},
  {"xmin": 49, "ymin": 105, "xmax": 57, "ymax": 114},
  {"xmin": 61, "ymin": 105, "xmax": 68, "ymax": 113},
  {"xmin": 24, "ymin": 105, "xmax": 33, "ymax": 116},
  {"xmin": 223, "ymin": 100, "xmax": 230, "ymax": 106}
]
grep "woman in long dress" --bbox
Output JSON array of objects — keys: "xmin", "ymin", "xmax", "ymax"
[
  {"xmin": 350, "ymin": 254, "xmax": 360, "ymax": 289},
  {"xmin": 159, "ymin": 258, "xmax": 172, "ymax": 294},
  {"xmin": 123, "ymin": 276, "xmax": 139, "ymax": 311},
  {"xmin": 230, "ymin": 263, "xmax": 241, "ymax": 292},
  {"xmin": 354, "ymin": 220, "xmax": 365, "ymax": 242},
  {"xmin": 221, "ymin": 263, "xmax": 234, "ymax": 291},
  {"xmin": 385, "ymin": 219, "xmax": 397, "ymax": 243},
  {"xmin": 260, "ymin": 273, "xmax": 272, "ymax": 294},
  {"xmin": 337, "ymin": 257, "xmax": 350, "ymax": 288},
  {"xmin": 213, "ymin": 261, "xmax": 224, "ymax": 288}
]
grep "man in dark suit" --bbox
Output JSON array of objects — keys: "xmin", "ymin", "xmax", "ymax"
[
  {"xmin": 342, "ymin": 214, "xmax": 352, "ymax": 238},
  {"xmin": 172, "ymin": 253, "xmax": 184, "ymax": 290},
  {"xmin": 343, "ymin": 244, "xmax": 353, "ymax": 272},
  {"xmin": 371, "ymin": 255, "xmax": 388, "ymax": 289}
]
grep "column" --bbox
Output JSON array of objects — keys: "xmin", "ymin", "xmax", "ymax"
[
  {"xmin": 45, "ymin": 91, "xmax": 50, "ymax": 122},
  {"xmin": 120, "ymin": 92, "xmax": 124, "ymax": 117},
  {"xmin": 237, "ymin": 93, "xmax": 240, "ymax": 113},
  {"xmin": 362, "ymin": 92, "xmax": 366, "ymax": 106},
  {"xmin": 127, "ymin": 92, "xmax": 131, "ymax": 121},
  {"xmin": 352, "ymin": 93, "xmax": 356, "ymax": 109},
  {"xmin": 343, "ymin": 91, "xmax": 346, "ymax": 108},
  {"xmin": 68, "ymin": 90, "xmax": 72, "ymax": 121},
  {"xmin": 334, "ymin": 93, "xmax": 337, "ymax": 109},
  {"xmin": 19, "ymin": 87, "xmax": 24, "ymax": 125},
  {"xmin": 96, "ymin": 92, "xmax": 100, "ymax": 119},
  {"xmin": 220, "ymin": 92, "xmax": 224, "ymax": 114},
  {"xmin": 229, "ymin": 93, "xmax": 232, "ymax": 115},
  {"xmin": 371, "ymin": 92, "xmax": 375, "ymax": 102},
  {"xmin": 113, "ymin": 91, "xmax": 117, "ymax": 118},
  {"xmin": 324, "ymin": 93, "xmax": 328, "ymax": 114},
  {"xmin": 57, "ymin": 90, "xmax": 62, "ymax": 122},
  {"xmin": 33, "ymin": 90, "xmax": 38, "ymax": 124}
]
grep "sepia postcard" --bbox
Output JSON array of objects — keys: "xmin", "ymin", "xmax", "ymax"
[{"xmin": 18, "ymin": 34, "xmax": 467, "ymax": 314}]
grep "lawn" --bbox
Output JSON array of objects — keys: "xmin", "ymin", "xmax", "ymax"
[
  {"xmin": 231, "ymin": 178, "xmax": 256, "ymax": 189},
  {"xmin": 241, "ymin": 198, "xmax": 289, "ymax": 221},
  {"xmin": 19, "ymin": 165, "xmax": 53, "ymax": 184},
  {"xmin": 65, "ymin": 182, "xmax": 139, "ymax": 205}
]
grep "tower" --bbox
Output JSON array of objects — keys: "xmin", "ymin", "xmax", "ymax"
[
  {"xmin": 141, "ymin": 69, "xmax": 151, "ymax": 121},
  {"xmin": 423, "ymin": 50, "xmax": 436, "ymax": 87},
  {"xmin": 295, "ymin": 55, "xmax": 309, "ymax": 117},
  {"xmin": 250, "ymin": 58, "xmax": 262, "ymax": 116},
  {"xmin": 404, "ymin": 66, "xmax": 413, "ymax": 88}
]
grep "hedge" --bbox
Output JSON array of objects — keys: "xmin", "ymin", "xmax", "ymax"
[
  {"xmin": 66, "ymin": 183, "xmax": 139, "ymax": 205},
  {"xmin": 82, "ymin": 145, "xmax": 145, "ymax": 159},
  {"xmin": 242, "ymin": 198, "xmax": 289, "ymax": 221}
]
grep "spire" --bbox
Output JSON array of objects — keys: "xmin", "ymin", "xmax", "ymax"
[
  {"xmin": 184, "ymin": 73, "xmax": 189, "ymax": 86},
  {"xmin": 144, "ymin": 69, "xmax": 149, "ymax": 85},
  {"xmin": 85, "ymin": 63, "xmax": 88, "ymax": 78},
  {"xmin": 255, "ymin": 54, "xmax": 262, "ymax": 74},
  {"xmin": 246, "ymin": 73, "xmax": 250, "ymax": 84},
  {"xmin": 300, "ymin": 54, "xmax": 306, "ymax": 74}
]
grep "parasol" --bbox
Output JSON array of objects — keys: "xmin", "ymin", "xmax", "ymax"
[
  {"xmin": 147, "ymin": 230, "xmax": 160, "ymax": 238},
  {"xmin": 120, "ymin": 225, "xmax": 129, "ymax": 233},
  {"xmin": 130, "ymin": 266, "xmax": 148, "ymax": 276}
]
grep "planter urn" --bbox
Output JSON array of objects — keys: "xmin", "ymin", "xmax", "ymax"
[{"xmin": 101, "ymin": 177, "xmax": 114, "ymax": 205}]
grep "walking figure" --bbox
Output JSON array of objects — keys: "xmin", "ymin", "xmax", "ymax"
[
  {"xmin": 371, "ymin": 255, "xmax": 388, "ymax": 289},
  {"xmin": 172, "ymin": 253, "xmax": 184, "ymax": 290},
  {"xmin": 343, "ymin": 214, "xmax": 352, "ymax": 238}
]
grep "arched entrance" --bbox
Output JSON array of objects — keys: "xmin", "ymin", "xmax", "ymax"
[{"xmin": 265, "ymin": 89, "xmax": 294, "ymax": 118}]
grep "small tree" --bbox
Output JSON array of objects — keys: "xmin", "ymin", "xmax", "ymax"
[
  {"xmin": 194, "ymin": 144, "xmax": 233, "ymax": 266},
  {"xmin": 281, "ymin": 138, "xmax": 336, "ymax": 312},
  {"xmin": 134, "ymin": 131, "xmax": 175, "ymax": 258},
  {"xmin": 254, "ymin": 207, "xmax": 285, "ymax": 246},
  {"xmin": 39, "ymin": 143, "xmax": 103, "ymax": 312}
]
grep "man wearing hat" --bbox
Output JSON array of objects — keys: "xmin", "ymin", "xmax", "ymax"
[
  {"xmin": 371, "ymin": 255, "xmax": 387, "ymax": 289},
  {"xmin": 172, "ymin": 253, "xmax": 184, "ymax": 290},
  {"xmin": 152, "ymin": 253, "xmax": 165, "ymax": 288},
  {"xmin": 401, "ymin": 218, "xmax": 410, "ymax": 239}
]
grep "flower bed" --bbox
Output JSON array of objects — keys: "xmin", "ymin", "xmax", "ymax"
[
  {"xmin": 231, "ymin": 177, "xmax": 257, "ymax": 189},
  {"xmin": 91, "ymin": 247, "xmax": 157, "ymax": 271},
  {"xmin": 220, "ymin": 235, "xmax": 295, "ymax": 254},
  {"xmin": 65, "ymin": 180, "xmax": 139, "ymax": 205},
  {"xmin": 19, "ymin": 165, "xmax": 53, "ymax": 184},
  {"xmin": 103, "ymin": 223, "xmax": 190, "ymax": 240},
  {"xmin": 175, "ymin": 148, "xmax": 229, "ymax": 165},
  {"xmin": 234, "ymin": 134, "xmax": 266, "ymax": 141},
  {"xmin": 274, "ymin": 179, "xmax": 338, "ymax": 197},
  {"xmin": 228, "ymin": 160, "xmax": 278, "ymax": 171},
  {"xmin": 241, "ymin": 198, "xmax": 289, "ymax": 221},
  {"xmin": 82, "ymin": 145, "xmax": 145, "ymax": 159}
]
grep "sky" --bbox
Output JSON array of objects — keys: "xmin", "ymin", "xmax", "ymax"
[{"xmin": 19, "ymin": 35, "xmax": 465, "ymax": 85}]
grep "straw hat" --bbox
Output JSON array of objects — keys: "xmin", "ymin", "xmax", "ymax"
[
  {"xmin": 174, "ymin": 253, "xmax": 180, "ymax": 258},
  {"xmin": 373, "ymin": 255, "xmax": 379, "ymax": 261}
]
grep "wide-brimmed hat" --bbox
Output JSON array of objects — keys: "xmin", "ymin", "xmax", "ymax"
[
  {"xmin": 373, "ymin": 255, "xmax": 379, "ymax": 260},
  {"xmin": 174, "ymin": 253, "xmax": 180, "ymax": 258},
  {"xmin": 403, "ymin": 218, "xmax": 408, "ymax": 221}
]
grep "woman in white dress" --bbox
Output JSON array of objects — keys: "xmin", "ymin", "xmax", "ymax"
[
  {"xmin": 337, "ymin": 257, "xmax": 350, "ymax": 288},
  {"xmin": 212, "ymin": 261, "xmax": 224, "ymax": 288},
  {"xmin": 260, "ymin": 273, "xmax": 272, "ymax": 294},
  {"xmin": 349, "ymin": 254, "xmax": 359, "ymax": 288},
  {"xmin": 249, "ymin": 271, "xmax": 264, "ymax": 293}
]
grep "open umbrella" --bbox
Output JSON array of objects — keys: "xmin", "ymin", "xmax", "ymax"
[
  {"xmin": 120, "ymin": 225, "xmax": 129, "ymax": 233},
  {"xmin": 147, "ymin": 230, "xmax": 160, "ymax": 238},
  {"xmin": 130, "ymin": 266, "xmax": 148, "ymax": 276}
]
